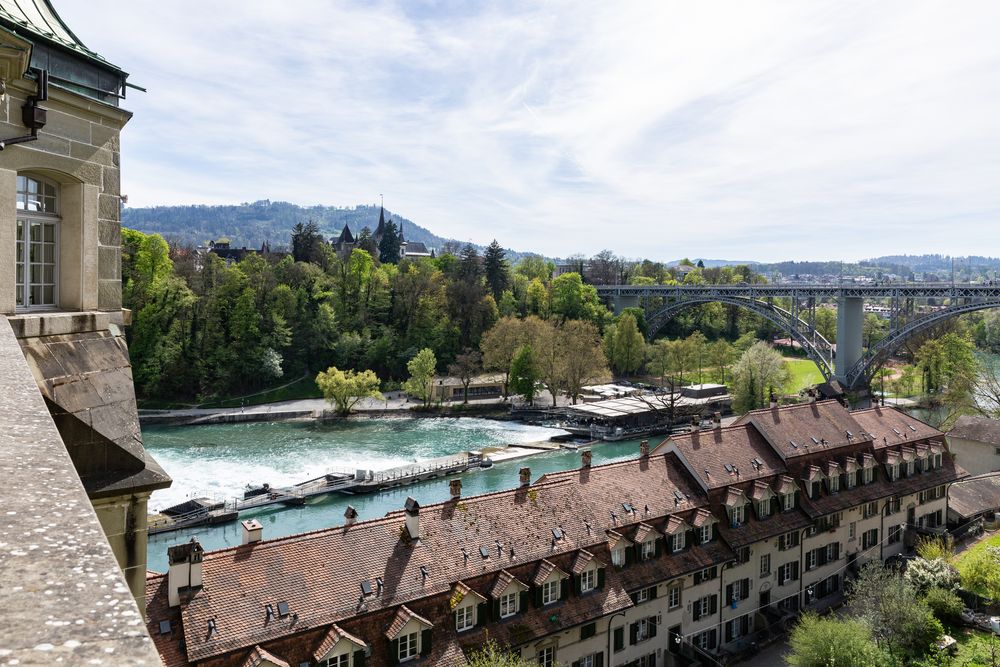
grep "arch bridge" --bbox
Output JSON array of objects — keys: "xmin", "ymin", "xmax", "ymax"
[{"xmin": 596, "ymin": 283, "xmax": 1000, "ymax": 391}]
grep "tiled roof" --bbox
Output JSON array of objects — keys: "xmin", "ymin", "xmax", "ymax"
[
  {"xmin": 854, "ymin": 406, "xmax": 942, "ymax": 447},
  {"xmin": 606, "ymin": 530, "xmax": 631, "ymax": 549},
  {"xmin": 453, "ymin": 581, "xmax": 486, "ymax": 604},
  {"xmin": 750, "ymin": 480, "xmax": 773, "ymax": 501},
  {"xmin": 664, "ymin": 515, "xmax": 689, "ymax": 535},
  {"xmin": 615, "ymin": 539, "xmax": 734, "ymax": 592},
  {"xmin": 242, "ymin": 645, "xmax": 290, "ymax": 667},
  {"xmin": 717, "ymin": 508, "xmax": 811, "ymax": 548},
  {"xmin": 489, "ymin": 570, "xmax": 527, "ymax": 598},
  {"xmin": 532, "ymin": 559, "xmax": 566, "ymax": 586},
  {"xmin": 740, "ymin": 400, "xmax": 870, "ymax": 457},
  {"xmin": 949, "ymin": 475, "xmax": 1000, "ymax": 519},
  {"xmin": 385, "ymin": 605, "xmax": 433, "ymax": 639},
  {"xmin": 661, "ymin": 423, "xmax": 784, "ymax": 489},
  {"xmin": 775, "ymin": 475, "xmax": 798, "ymax": 495},
  {"xmin": 632, "ymin": 523, "xmax": 656, "ymax": 543},
  {"xmin": 691, "ymin": 508, "xmax": 716, "ymax": 527},
  {"xmin": 949, "ymin": 415, "xmax": 1000, "ymax": 446},
  {"xmin": 570, "ymin": 550, "xmax": 599, "ymax": 575},
  {"xmin": 313, "ymin": 624, "xmax": 367, "ymax": 662}
]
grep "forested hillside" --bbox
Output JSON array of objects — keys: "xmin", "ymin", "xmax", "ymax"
[{"xmin": 121, "ymin": 201, "xmax": 451, "ymax": 251}]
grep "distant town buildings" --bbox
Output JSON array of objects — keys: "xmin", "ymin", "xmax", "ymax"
[
  {"xmin": 147, "ymin": 401, "xmax": 963, "ymax": 667},
  {"xmin": 334, "ymin": 206, "xmax": 434, "ymax": 259}
]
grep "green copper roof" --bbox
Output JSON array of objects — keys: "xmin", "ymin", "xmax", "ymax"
[{"xmin": 0, "ymin": 0, "xmax": 128, "ymax": 105}]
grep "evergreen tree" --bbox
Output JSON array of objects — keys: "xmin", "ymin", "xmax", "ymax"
[
  {"xmin": 483, "ymin": 240, "xmax": 509, "ymax": 302},
  {"xmin": 378, "ymin": 220, "xmax": 401, "ymax": 264},
  {"xmin": 290, "ymin": 220, "xmax": 323, "ymax": 263}
]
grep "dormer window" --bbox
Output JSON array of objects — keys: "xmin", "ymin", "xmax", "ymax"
[
  {"xmin": 641, "ymin": 539, "xmax": 655, "ymax": 560},
  {"xmin": 934, "ymin": 453, "xmax": 942, "ymax": 469},
  {"xmin": 906, "ymin": 461, "xmax": 914, "ymax": 477},
  {"xmin": 757, "ymin": 499, "xmax": 771, "ymax": 519},
  {"xmin": 888, "ymin": 463, "xmax": 899, "ymax": 481},
  {"xmin": 580, "ymin": 568, "xmax": 597, "ymax": 593},
  {"xmin": 863, "ymin": 466, "xmax": 874, "ymax": 484},
  {"xmin": 541, "ymin": 579, "xmax": 560, "ymax": 605},
  {"xmin": 782, "ymin": 492, "xmax": 795, "ymax": 511},
  {"xmin": 611, "ymin": 548, "xmax": 624, "ymax": 567},
  {"xmin": 456, "ymin": 605, "xmax": 475, "ymax": 632},
  {"xmin": 846, "ymin": 471, "xmax": 856, "ymax": 488},
  {"xmin": 700, "ymin": 524, "xmax": 712, "ymax": 544},
  {"xmin": 671, "ymin": 531, "xmax": 686, "ymax": 553},
  {"xmin": 730, "ymin": 504, "xmax": 745, "ymax": 527},
  {"xmin": 828, "ymin": 475, "xmax": 839, "ymax": 493},
  {"xmin": 398, "ymin": 632, "xmax": 419, "ymax": 662}
]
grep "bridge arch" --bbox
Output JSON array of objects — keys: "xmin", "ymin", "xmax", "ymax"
[
  {"xmin": 846, "ymin": 298, "xmax": 1000, "ymax": 388},
  {"xmin": 645, "ymin": 296, "xmax": 835, "ymax": 382}
]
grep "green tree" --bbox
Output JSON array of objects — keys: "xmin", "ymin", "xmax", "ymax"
[
  {"xmin": 483, "ymin": 240, "xmax": 509, "ymax": 302},
  {"xmin": 509, "ymin": 345, "xmax": 539, "ymax": 405},
  {"xmin": 786, "ymin": 613, "xmax": 887, "ymax": 667},
  {"xmin": 558, "ymin": 319, "xmax": 609, "ymax": 404},
  {"xmin": 290, "ymin": 220, "xmax": 323, "ymax": 263},
  {"xmin": 525, "ymin": 278, "xmax": 549, "ymax": 317},
  {"xmin": 466, "ymin": 639, "xmax": 539, "ymax": 666},
  {"xmin": 960, "ymin": 546, "xmax": 1000, "ymax": 600},
  {"xmin": 608, "ymin": 312, "xmax": 645, "ymax": 375},
  {"xmin": 922, "ymin": 587, "xmax": 963, "ymax": 624},
  {"xmin": 378, "ymin": 220, "xmax": 402, "ymax": 264},
  {"xmin": 316, "ymin": 367, "xmax": 382, "ymax": 416},
  {"xmin": 404, "ymin": 347, "xmax": 438, "ymax": 406},
  {"xmin": 708, "ymin": 339, "xmax": 734, "ymax": 384},
  {"xmin": 732, "ymin": 341, "xmax": 790, "ymax": 412}
]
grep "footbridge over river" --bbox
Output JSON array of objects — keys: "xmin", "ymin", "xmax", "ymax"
[{"xmin": 597, "ymin": 283, "xmax": 1000, "ymax": 391}]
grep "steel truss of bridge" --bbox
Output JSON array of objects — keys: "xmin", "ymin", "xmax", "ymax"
[{"xmin": 596, "ymin": 283, "xmax": 1000, "ymax": 391}]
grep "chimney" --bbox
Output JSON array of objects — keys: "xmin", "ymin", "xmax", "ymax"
[
  {"xmin": 167, "ymin": 539, "xmax": 204, "ymax": 607},
  {"xmin": 769, "ymin": 389, "xmax": 778, "ymax": 409},
  {"xmin": 519, "ymin": 467, "xmax": 531, "ymax": 487},
  {"xmin": 241, "ymin": 519, "xmax": 263, "ymax": 545},
  {"xmin": 344, "ymin": 505, "xmax": 358, "ymax": 526},
  {"xmin": 713, "ymin": 412, "xmax": 722, "ymax": 429},
  {"xmin": 581, "ymin": 449, "xmax": 592, "ymax": 468},
  {"xmin": 640, "ymin": 440, "xmax": 650, "ymax": 458},
  {"xmin": 449, "ymin": 478, "xmax": 462, "ymax": 499},
  {"xmin": 404, "ymin": 496, "xmax": 420, "ymax": 541}
]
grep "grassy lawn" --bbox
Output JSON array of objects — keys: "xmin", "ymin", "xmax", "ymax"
[
  {"xmin": 783, "ymin": 358, "xmax": 825, "ymax": 394},
  {"xmin": 954, "ymin": 533, "xmax": 1000, "ymax": 572},
  {"xmin": 947, "ymin": 625, "xmax": 1000, "ymax": 665}
]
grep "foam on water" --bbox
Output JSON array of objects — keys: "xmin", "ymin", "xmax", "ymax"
[{"xmin": 144, "ymin": 417, "xmax": 566, "ymax": 511}]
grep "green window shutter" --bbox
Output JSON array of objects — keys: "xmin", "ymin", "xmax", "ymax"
[
  {"xmin": 629, "ymin": 592, "xmax": 639, "ymax": 605},
  {"xmin": 710, "ymin": 566, "xmax": 718, "ymax": 579},
  {"xmin": 420, "ymin": 629, "xmax": 432, "ymax": 657},
  {"xmin": 560, "ymin": 578, "xmax": 570, "ymax": 600},
  {"xmin": 648, "ymin": 617, "xmax": 658, "ymax": 638},
  {"xmin": 519, "ymin": 590, "xmax": 529, "ymax": 614},
  {"xmin": 629, "ymin": 622, "xmax": 638, "ymax": 645},
  {"xmin": 575, "ymin": 574, "xmax": 582, "ymax": 595},
  {"xmin": 709, "ymin": 629, "xmax": 717, "ymax": 649},
  {"xmin": 572, "ymin": 662, "xmax": 580, "ymax": 667},
  {"xmin": 649, "ymin": 586, "xmax": 658, "ymax": 600},
  {"xmin": 388, "ymin": 639, "xmax": 399, "ymax": 666},
  {"xmin": 533, "ymin": 586, "xmax": 542, "ymax": 607},
  {"xmin": 694, "ymin": 571, "xmax": 703, "ymax": 585},
  {"xmin": 710, "ymin": 594, "xmax": 718, "ymax": 614},
  {"xmin": 477, "ymin": 602, "xmax": 487, "ymax": 627},
  {"xmin": 491, "ymin": 599, "xmax": 500, "ymax": 620},
  {"xmin": 353, "ymin": 649, "xmax": 365, "ymax": 667},
  {"xmin": 613, "ymin": 627, "xmax": 624, "ymax": 652},
  {"xmin": 595, "ymin": 651, "xmax": 604, "ymax": 667},
  {"xmin": 654, "ymin": 538, "xmax": 663, "ymax": 557},
  {"xmin": 725, "ymin": 584, "xmax": 733, "ymax": 605},
  {"xmin": 693, "ymin": 603, "xmax": 701, "ymax": 621},
  {"xmin": 597, "ymin": 567, "xmax": 605, "ymax": 589}
]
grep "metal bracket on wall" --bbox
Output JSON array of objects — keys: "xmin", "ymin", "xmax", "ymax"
[{"xmin": 0, "ymin": 68, "xmax": 48, "ymax": 150}]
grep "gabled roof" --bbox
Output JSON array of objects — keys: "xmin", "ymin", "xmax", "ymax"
[
  {"xmin": 739, "ymin": 400, "xmax": 870, "ymax": 458},
  {"xmin": 489, "ymin": 570, "xmax": 527, "ymax": 599},
  {"xmin": 570, "ymin": 550, "xmax": 600, "ymax": 575},
  {"xmin": 750, "ymin": 480, "xmax": 773, "ymax": 501},
  {"xmin": 802, "ymin": 465, "xmax": 824, "ymax": 482},
  {"xmin": 632, "ymin": 523, "xmax": 656, "ymax": 544},
  {"xmin": 532, "ymin": 559, "xmax": 567, "ymax": 586},
  {"xmin": 606, "ymin": 530, "xmax": 631, "ymax": 550},
  {"xmin": 663, "ymin": 515, "xmax": 689, "ymax": 535},
  {"xmin": 691, "ymin": 508, "xmax": 717, "ymax": 528},
  {"xmin": 452, "ymin": 581, "xmax": 486, "ymax": 605},
  {"xmin": 662, "ymin": 423, "xmax": 784, "ymax": 489},
  {"xmin": 775, "ymin": 475, "xmax": 798, "ymax": 495},
  {"xmin": 242, "ymin": 645, "xmax": 290, "ymax": 667},
  {"xmin": 853, "ymin": 406, "xmax": 941, "ymax": 447},
  {"xmin": 385, "ymin": 605, "xmax": 433, "ymax": 640},
  {"xmin": 313, "ymin": 624, "xmax": 368, "ymax": 662},
  {"xmin": 723, "ymin": 487, "xmax": 746, "ymax": 507}
]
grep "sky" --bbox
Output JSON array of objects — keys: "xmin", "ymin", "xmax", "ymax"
[{"xmin": 58, "ymin": 1, "xmax": 1000, "ymax": 262}]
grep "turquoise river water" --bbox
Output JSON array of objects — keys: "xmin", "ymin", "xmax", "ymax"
[{"xmin": 145, "ymin": 417, "xmax": 644, "ymax": 572}]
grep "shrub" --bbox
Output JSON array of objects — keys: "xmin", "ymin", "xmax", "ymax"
[
  {"xmin": 904, "ymin": 557, "xmax": 960, "ymax": 594},
  {"xmin": 923, "ymin": 587, "xmax": 964, "ymax": 623},
  {"xmin": 787, "ymin": 613, "xmax": 888, "ymax": 667}
]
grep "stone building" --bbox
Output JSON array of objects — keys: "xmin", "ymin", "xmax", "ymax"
[
  {"xmin": 0, "ymin": 0, "xmax": 169, "ymax": 611},
  {"xmin": 946, "ymin": 414, "xmax": 1000, "ymax": 476},
  {"xmin": 145, "ymin": 401, "xmax": 962, "ymax": 667}
]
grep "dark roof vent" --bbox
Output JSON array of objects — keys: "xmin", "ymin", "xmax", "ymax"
[
  {"xmin": 644, "ymin": 504, "xmax": 650, "ymax": 515},
  {"xmin": 277, "ymin": 601, "xmax": 290, "ymax": 618},
  {"xmin": 811, "ymin": 437, "xmax": 821, "ymax": 445},
  {"xmin": 724, "ymin": 464, "xmax": 734, "ymax": 473},
  {"xmin": 622, "ymin": 502, "xmax": 635, "ymax": 514},
  {"xmin": 158, "ymin": 620, "xmax": 172, "ymax": 635},
  {"xmin": 496, "ymin": 540, "xmax": 504, "ymax": 556},
  {"xmin": 361, "ymin": 580, "xmax": 373, "ymax": 597},
  {"xmin": 790, "ymin": 440, "xmax": 799, "ymax": 449},
  {"xmin": 584, "ymin": 520, "xmax": 592, "ymax": 534},
  {"xmin": 552, "ymin": 527, "xmax": 564, "ymax": 541}
]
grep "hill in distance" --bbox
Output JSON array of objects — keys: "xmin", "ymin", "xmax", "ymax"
[{"xmin": 121, "ymin": 200, "xmax": 458, "ymax": 252}]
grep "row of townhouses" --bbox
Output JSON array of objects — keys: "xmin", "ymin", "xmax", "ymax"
[{"xmin": 147, "ymin": 401, "xmax": 966, "ymax": 667}]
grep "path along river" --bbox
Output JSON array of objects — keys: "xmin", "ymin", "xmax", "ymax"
[{"xmin": 145, "ymin": 417, "xmax": 644, "ymax": 572}]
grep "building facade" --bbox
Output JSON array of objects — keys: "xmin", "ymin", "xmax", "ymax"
[
  {"xmin": 146, "ymin": 401, "xmax": 963, "ymax": 667},
  {"xmin": 0, "ymin": 0, "xmax": 169, "ymax": 608},
  {"xmin": 947, "ymin": 414, "xmax": 1000, "ymax": 476}
]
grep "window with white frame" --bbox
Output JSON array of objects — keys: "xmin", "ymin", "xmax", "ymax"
[
  {"xmin": 320, "ymin": 655, "xmax": 350, "ymax": 667},
  {"xmin": 700, "ymin": 524, "xmax": 712, "ymax": 544},
  {"xmin": 542, "ymin": 579, "xmax": 560, "ymax": 605},
  {"xmin": 579, "ymin": 654, "xmax": 595, "ymax": 667},
  {"xmin": 698, "ymin": 596, "xmax": 710, "ymax": 617},
  {"xmin": 730, "ymin": 503, "xmax": 745, "ymax": 526},
  {"xmin": 636, "ymin": 618, "xmax": 652, "ymax": 642},
  {"xmin": 641, "ymin": 539, "xmax": 655, "ymax": 560},
  {"xmin": 15, "ymin": 175, "xmax": 60, "ymax": 308},
  {"xmin": 806, "ymin": 550, "xmax": 817, "ymax": 570},
  {"xmin": 672, "ymin": 531, "xmax": 685, "ymax": 553},
  {"xmin": 581, "ymin": 568, "xmax": 597, "ymax": 593},
  {"xmin": 636, "ymin": 587, "xmax": 650, "ymax": 604},
  {"xmin": 728, "ymin": 617, "xmax": 743, "ymax": 640},
  {"xmin": 782, "ymin": 492, "xmax": 795, "ymax": 511},
  {"xmin": 611, "ymin": 548, "xmax": 625, "ymax": 567},
  {"xmin": 846, "ymin": 471, "xmax": 856, "ymax": 488},
  {"xmin": 828, "ymin": 475, "xmax": 839, "ymax": 493},
  {"xmin": 906, "ymin": 460, "xmax": 914, "ymax": 476},
  {"xmin": 695, "ymin": 630, "xmax": 714, "ymax": 650},
  {"xmin": 398, "ymin": 632, "xmax": 419, "ymax": 662},
  {"xmin": 863, "ymin": 466, "xmax": 873, "ymax": 484},
  {"xmin": 537, "ymin": 646, "xmax": 554, "ymax": 667},
  {"xmin": 668, "ymin": 586, "xmax": 681, "ymax": 609},
  {"xmin": 760, "ymin": 553, "xmax": 770, "ymax": 577},
  {"xmin": 888, "ymin": 464, "xmax": 899, "ymax": 481},
  {"xmin": 456, "ymin": 604, "xmax": 475, "ymax": 632},
  {"xmin": 757, "ymin": 499, "xmax": 771, "ymax": 518},
  {"xmin": 499, "ymin": 591, "xmax": 518, "ymax": 618}
]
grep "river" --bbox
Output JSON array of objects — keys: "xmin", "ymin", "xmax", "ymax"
[{"xmin": 144, "ymin": 417, "xmax": 645, "ymax": 572}]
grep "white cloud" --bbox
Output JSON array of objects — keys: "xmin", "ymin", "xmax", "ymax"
[{"xmin": 57, "ymin": 0, "xmax": 1000, "ymax": 261}]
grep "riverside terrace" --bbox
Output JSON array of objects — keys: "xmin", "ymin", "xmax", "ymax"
[{"xmin": 146, "ymin": 402, "xmax": 966, "ymax": 667}]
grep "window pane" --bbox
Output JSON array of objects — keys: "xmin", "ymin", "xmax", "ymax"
[
  {"xmin": 43, "ymin": 265, "xmax": 54, "ymax": 284},
  {"xmin": 30, "ymin": 223, "xmax": 41, "ymax": 242},
  {"xmin": 27, "ymin": 178, "xmax": 38, "ymax": 193},
  {"xmin": 43, "ymin": 244, "xmax": 54, "ymax": 263},
  {"xmin": 30, "ymin": 265, "xmax": 41, "ymax": 283},
  {"xmin": 43, "ymin": 224, "xmax": 54, "ymax": 242},
  {"xmin": 42, "ymin": 286, "xmax": 53, "ymax": 304}
]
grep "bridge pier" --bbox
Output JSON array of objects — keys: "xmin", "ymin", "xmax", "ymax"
[
  {"xmin": 611, "ymin": 294, "xmax": 640, "ymax": 315},
  {"xmin": 835, "ymin": 297, "xmax": 864, "ymax": 384}
]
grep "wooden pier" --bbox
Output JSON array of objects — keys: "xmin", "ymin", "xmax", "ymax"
[{"xmin": 148, "ymin": 452, "xmax": 486, "ymax": 535}]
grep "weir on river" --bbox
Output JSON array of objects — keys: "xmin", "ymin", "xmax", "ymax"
[{"xmin": 144, "ymin": 417, "xmax": 646, "ymax": 571}]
